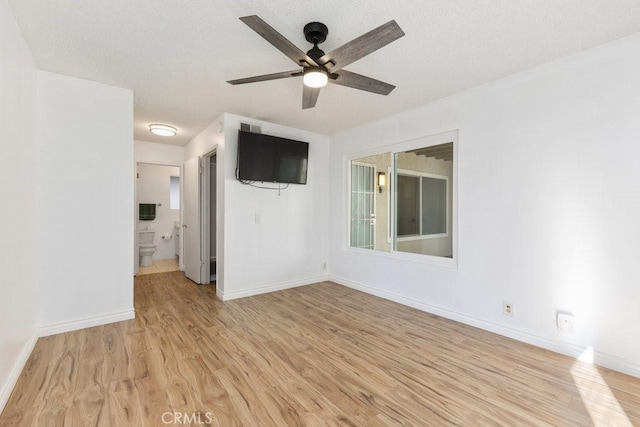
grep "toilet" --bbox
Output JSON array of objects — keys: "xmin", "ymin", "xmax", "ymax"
[{"xmin": 139, "ymin": 230, "xmax": 156, "ymax": 267}]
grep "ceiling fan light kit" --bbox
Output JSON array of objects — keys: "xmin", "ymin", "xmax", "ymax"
[
  {"xmin": 303, "ymin": 68, "xmax": 328, "ymax": 88},
  {"xmin": 227, "ymin": 15, "xmax": 405, "ymax": 109}
]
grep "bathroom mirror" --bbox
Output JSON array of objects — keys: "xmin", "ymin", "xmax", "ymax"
[{"xmin": 349, "ymin": 140, "xmax": 454, "ymax": 259}]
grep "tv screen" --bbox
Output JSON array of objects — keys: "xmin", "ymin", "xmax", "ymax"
[{"xmin": 237, "ymin": 130, "xmax": 309, "ymax": 184}]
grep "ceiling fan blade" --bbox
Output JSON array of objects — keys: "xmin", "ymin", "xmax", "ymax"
[
  {"xmin": 319, "ymin": 20, "xmax": 404, "ymax": 72},
  {"xmin": 329, "ymin": 70, "xmax": 396, "ymax": 95},
  {"xmin": 302, "ymin": 85, "xmax": 320, "ymax": 109},
  {"xmin": 239, "ymin": 15, "xmax": 318, "ymax": 67},
  {"xmin": 227, "ymin": 70, "xmax": 302, "ymax": 85}
]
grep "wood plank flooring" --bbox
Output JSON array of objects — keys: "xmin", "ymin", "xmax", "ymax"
[{"xmin": 1, "ymin": 271, "xmax": 639, "ymax": 426}]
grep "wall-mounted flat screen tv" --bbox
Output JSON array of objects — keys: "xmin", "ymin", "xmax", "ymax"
[{"xmin": 237, "ymin": 130, "xmax": 309, "ymax": 184}]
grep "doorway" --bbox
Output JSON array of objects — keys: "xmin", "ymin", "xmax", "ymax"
[
  {"xmin": 182, "ymin": 149, "xmax": 219, "ymax": 290},
  {"xmin": 205, "ymin": 153, "xmax": 217, "ymax": 283},
  {"xmin": 135, "ymin": 162, "xmax": 182, "ymax": 275}
]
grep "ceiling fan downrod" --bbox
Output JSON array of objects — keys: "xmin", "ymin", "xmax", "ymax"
[{"xmin": 304, "ymin": 22, "xmax": 328, "ymax": 63}]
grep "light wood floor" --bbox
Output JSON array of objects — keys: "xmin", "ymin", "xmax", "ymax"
[{"xmin": 2, "ymin": 272, "xmax": 639, "ymax": 426}]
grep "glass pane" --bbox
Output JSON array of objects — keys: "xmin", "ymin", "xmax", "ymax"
[
  {"xmin": 397, "ymin": 175, "xmax": 419, "ymax": 236},
  {"xmin": 421, "ymin": 177, "xmax": 446, "ymax": 235},
  {"xmin": 394, "ymin": 141, "xmax": 454, "ymax": 258},
  {"xmin": 349, "ymin": 154, "xmax": 392, "ymax": 252},
  {"xmin": 350, "ymin": 163, "xmax": 375, "ymax": 249}
]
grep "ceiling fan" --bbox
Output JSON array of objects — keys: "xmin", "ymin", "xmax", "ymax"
[{"xmin": 227, "ymin": 15, "xmax": 405, "ymax": 109}]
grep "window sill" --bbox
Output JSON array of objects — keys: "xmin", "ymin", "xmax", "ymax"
[
  {"xmin": 346, "ymin": 245, "xmax": 457, "ymax": 269},
  {"xmin": 397, "ymin": 233, "xmax": 449, "ymax": 242}
]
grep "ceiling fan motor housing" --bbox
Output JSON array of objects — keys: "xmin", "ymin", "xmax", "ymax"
[
  {"xmin": 304, "ymin": 22, "xmax": 328, "ymax": 44},
  {"xmin": 304, "ymin": 22, "xmax": 328, "ymax": 63}
]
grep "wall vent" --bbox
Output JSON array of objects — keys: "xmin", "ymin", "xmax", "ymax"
[{"xmin": 240, "ymin": 122, "xmax": 262, "ymax": 134}]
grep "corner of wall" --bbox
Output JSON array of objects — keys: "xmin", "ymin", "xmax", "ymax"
[{"xmin": 0, "ymin": 332, "xmax": 38, "ymax": 415}]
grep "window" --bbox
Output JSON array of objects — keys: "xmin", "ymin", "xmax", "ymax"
[
  {"xmin": 170, "ymin": 176, "xmax": 180, "ymax": 210},
  {"xmin": 348, "ymin": 134, "xmax": 455, "ymax": 261}
]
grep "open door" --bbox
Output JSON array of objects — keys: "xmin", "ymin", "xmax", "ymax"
[
  {"xmin": 183, "ymin": 157, "xmax": 202, "ymax": 283},
  {"xmin": 134, "ymin": 163, "xmax": 139, "ymax": 275}
]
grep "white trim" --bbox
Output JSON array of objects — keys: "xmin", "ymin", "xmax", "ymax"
[
  {"xmin": 347, "ymin": 243, "xmax": 457, "ymax": 268},
  {"xmin": 201, "ymin": 148, "xmax": 218, "ymax": 288},
  {"xmin": 396, "ymin": 233, "xmax": 448, "ymax": 242},
  {"xmin": 329, "ymin": 275, "xmax": 640, "ymax": 378},
  {"xmin": 37, "ymin": 309, "xmax": 135, "ymax": 337},
  {"xmin": 2, "ymin": 310, "xmax": 136, "ymax": 412},
  {"xmin": 218, "ymin": 275, "xmax": 329, "ymax": 301},
  {"xmin": 0, "ymin": 331, "xmax": 38, "ymax": 414},
  {"xmin": 386, "ymin": 165, "xmax": 392, "ymax": 244},
  {"xmin": 344, "ymin": 130, "xmax": 458, "ymax": 266}
]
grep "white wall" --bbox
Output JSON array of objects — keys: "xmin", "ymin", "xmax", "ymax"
[
  {"xmin": 135, "ymin": 139, "xmax": 184, "ymax": 166},
  {"xmin": 137, "ymin": 163, "xmax": 180, "ymax": 260},
  {"xmin": 0, "ymin": 0, "xmax": 38, "ymax": 412},
  {"xmin": 329, "ymin": 34, "xmax": 640, "ymax": 376},
  {"xmin": 36, "ymin": 71, "xmax": 134, "ymax": 334},
  {"xmin": 184, "ymin": 113, "xmax": 331, "ymax": 299}
]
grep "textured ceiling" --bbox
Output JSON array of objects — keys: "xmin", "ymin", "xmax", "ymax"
[{"xmin": 9, "ymin": 0, "xmax": 640, "ymax": 145}]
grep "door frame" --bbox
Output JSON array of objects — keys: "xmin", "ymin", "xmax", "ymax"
[
  {"xmin": 134, "ymin": 161, "xmax": 183, "ymax": 276},
  {"xmin": 201, "ymin": 149, "xmax": 217, "ymax": 286}
]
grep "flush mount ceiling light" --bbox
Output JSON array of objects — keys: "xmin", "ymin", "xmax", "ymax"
[
  {"xmin": 149, "ymin": 124, "xmax": 177, "ymax": 137},
  {"xmin": 303, "ymin": 67, "xmax": 328, "ymax": 88}
]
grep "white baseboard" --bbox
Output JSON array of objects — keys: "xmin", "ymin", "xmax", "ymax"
[
  {"xmin": 1, "ymin": 310, "xmax": 136, "ymax": 413},
  {"xmin": 0, "ymin": 331, "xmax": 38, "ymax": 414},
  {"xmin": 38, "ymin": 309, "xmax": 135, "ymax": 337},
  {"xmin": 219, "ymin": 274, "xmax": 330, "ymax": 301},
  {"xmin": 329, "ymin": 275, "xmax": 639, "ymax": 378}
]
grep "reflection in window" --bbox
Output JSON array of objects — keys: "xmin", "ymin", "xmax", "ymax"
[
  {"xmin": 349, "ymin": 138, "xmax": 454, "ymax": 259},
  {"xmin": 394, "ymin": 142, "xmax": 453, "ymax": 257},
  {"xmin": 422, "ymin": 176, "xmax": 447, "ymax": 235},
  {"xmin": 397, "ymin": 174, "xmax": 419, "ymax": 236},
  {"xmin": 349, "ymin": 154, "xmax": 392, "ymax": 252},
  {"xmin": 350, "ymin": 163, "xmax": 375, "ymax": 249},
  {"xmin": 397, "ymin": 173, "xmax": 448, "ymax": 237}
]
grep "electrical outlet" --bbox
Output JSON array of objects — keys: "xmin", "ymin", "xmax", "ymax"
[
  {"xmin": 254, "ymin": 213, "xmax": 261, "ymax": 224},
  {"xmin": 557, "ymin": 312, "xmax": 575, "ymax": 334},
  {"xmin": 503, "ymin": 301, "xmax": 514, "ymax": 316},
  {"xmin": 322, "ymin": 262, "xmax": 328, "ymax": 271}
]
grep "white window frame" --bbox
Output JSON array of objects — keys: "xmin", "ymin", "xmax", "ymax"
[
  {"xmin": 345, "ymin": 130, "xmax": 458, "ymax": 268},
  {"xmin": 396, "ymin": 169, "xmax": 449, "ymax": 242}
]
